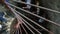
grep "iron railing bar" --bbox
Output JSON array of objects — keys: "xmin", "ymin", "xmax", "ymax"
[
  {"xmin": 4, "ymin": 3, "xmax": 22, "ymax": 34},
  {"xmin": 6, "ymin": 2, "xmax": 60, "ymax": 27},
  {"xmin": 19, "ymin": 26, "xmax": 22, "ymax": 34},
  {"xmin": 21, "ymin": 24, "xmax": 28, "ymax": 34},
  {"xmin": 8, "ymin": 4, "xmax": 47, "ymax": 33},
  {"xmin": 15, "ymin": 10, "xmax": 53, "ymax": 34},
  {"xmin": 16, "ymin": 12, "xmax": 35, "ymax": 34},
  {"xmin": 3, "ymin": 1, "xmax": 58, "ymax": 33},
  {"xmin": 18, "ymin": 12, "xmax": 41, "ymax": 34},
  {"xmin": 12, "ymin": 7, "xmax": 35, "ymax": 34},
  {"xmin": 13, "ymin": 1, "xmax": 60, "ymax": 14},
  {"xmin": 22, "ymin": 21, "xmax": 35, "ymax": 34},
  {"xmin": 13, "ymin": 10, "xmax": 23, "ymax": 34},
  {"xmin": 4, "ymin": 1, "xmax": 54, "ymax": 31},
  {"xmin": 7, "ymin": 5, "xmax": 40, "ymax": 34},
  {"xmin": 22, "ymin": 17, "xmax": 42, "ymax": 34},
  {"xmin": 17, "ymin": 13, "xmax": 42, "ymax": 34},
  {"xmin": 15, "ymin": 12, "xmax": 35, "ymax": 34},
  {"xmin": 16, "ymin": 15, "xmax": 28, "ymax": 34},
  {"xmin": 6, "ymin": 4, "xmax": 34, "ymax": 34},
  {"xmin": 17, "ymin": 19, "xmax": 22, "ymax": 34},
  {"xmin": 15, "ymin": 13, "xmax": 35, "ymax": 34},
  {"xmin": 12, "ymin": 5, "xmax": 41, "ymax": 34},
  {"xmin": 3, "ymin": 1, "xmax": 23, "ymax": 34}
]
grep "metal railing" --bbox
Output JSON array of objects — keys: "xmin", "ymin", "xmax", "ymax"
[{"xmin": 3, "ymin": 0, "xmax": 60, "ymax": 34}]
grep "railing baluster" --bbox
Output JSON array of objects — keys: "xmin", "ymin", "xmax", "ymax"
[
  {"xmin": 13, "ymin": 1, "xmax": 60, "ymax": 14},
  {"xmin": 21, "ymin": 16, "xmax": 42, "ymax": 34},
  {"xmin": 21, "ymin": 24, "xmax": 28, "ymax": 34},
  {"xmin": 5, "ymin": 2, "xmax": 60, "ymax": 27},
  {"xmin": 3, "ymin": 1, "xmax": 60, "ymax": 34},
  {"xmin": 16, "ymin": 11, "xmax": 53, "ymax": 34}
]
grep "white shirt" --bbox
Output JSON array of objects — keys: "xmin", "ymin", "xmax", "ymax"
[{"xmin": 0, "ymin": 24, "xmax": 2, "ymax": 29}]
